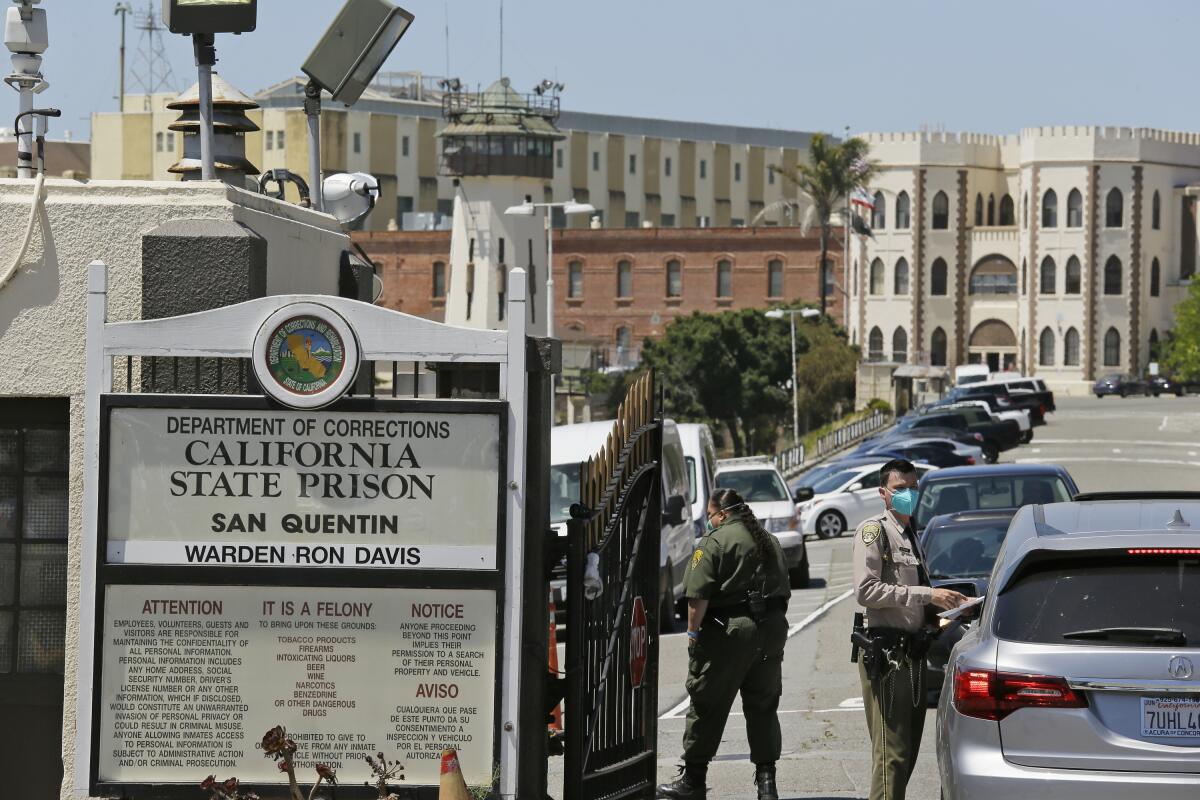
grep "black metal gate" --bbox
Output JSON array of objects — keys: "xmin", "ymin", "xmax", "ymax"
[{"xmin": 564, "ymin": 373, "xmax": 662, "ymax": 800}]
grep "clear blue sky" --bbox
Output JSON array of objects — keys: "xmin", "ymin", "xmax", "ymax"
[{"xmin": 5, "ymin": 0, "xmax": 1200, "ymax": 141}]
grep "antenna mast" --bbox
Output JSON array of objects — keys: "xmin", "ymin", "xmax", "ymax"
[
  {"xmin": 498, "ymin": 0, "xmax": 503, "ymax": 76},
  {"xmin": 129, "ymin": 0, "xmax": 178, "ymax": 109}
]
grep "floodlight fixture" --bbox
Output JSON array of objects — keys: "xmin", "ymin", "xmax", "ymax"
[
  {"xmin": 162, "ymin": 0, "xmax": 257, "ymax": 36},
  {"xmin": 563, "ymin": 200, "xmax": 595, "ymax": 216},
  {"xmin": 302, "ymin": 0, "xmax": 414, "ymax": 106},
  {"xmin": 503, "ymin": 201, "xmax": 535, "ymax": 217}
]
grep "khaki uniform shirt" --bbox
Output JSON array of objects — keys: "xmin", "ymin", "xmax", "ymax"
[
  {"xmin": 852, "ymin": 510, "xmax": 932, "ymax": 632},
  {"xmin": 683, "ymin": 518, "xmax": 791, "ymax": 606}
]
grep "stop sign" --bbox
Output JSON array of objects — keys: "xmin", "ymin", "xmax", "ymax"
[{"xmin": 629, "ymin": 595, "xmax": 648, "ymax": 689}]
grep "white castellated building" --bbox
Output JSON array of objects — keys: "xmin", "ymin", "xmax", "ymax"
[{"xmin": 851, "ymin": 126, "xmax": 1200, "ymax": 398}]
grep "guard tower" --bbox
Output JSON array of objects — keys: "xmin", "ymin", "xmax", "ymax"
[{"xmin": 439, "ymin": 78, "xmax": 564, "ymax": 336}]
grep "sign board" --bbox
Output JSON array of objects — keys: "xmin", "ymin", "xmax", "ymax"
[
  {"xmin": 629, "ymin": 596, "xmax": 647, "ymax": 689},
  {"xmin": 103, "ymin": 402, "xmax": 503, "ymax": 569},
  {"xmin": 1150, "ymin": 361, "xmax": 1160, "ymax": 376}
]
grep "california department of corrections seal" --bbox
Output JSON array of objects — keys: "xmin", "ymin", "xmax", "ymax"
[
  {"xmin": 252, "ymin": 302, "xmax": 360, "ymax": 410},
  {"xmin": 861, "ymin": 520, "xmax": 882, "ymax": 545}
]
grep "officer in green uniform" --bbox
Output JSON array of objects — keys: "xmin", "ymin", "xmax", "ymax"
[
  {"xmin": 853, "ymin": 459, "xmax": 966, "ymax": 800},
  {"xmin": 656, "ymin": 487, "xmax": 792, "ymax": 800}
]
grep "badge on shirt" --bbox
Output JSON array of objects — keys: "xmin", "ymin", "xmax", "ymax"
[
  {"xmin": 690, "ymin": 548, "xmax": 704, "ymax": 569},
  {"xmin": 861, "ymin": 520, "xmax": 882, "ymax": 545}
]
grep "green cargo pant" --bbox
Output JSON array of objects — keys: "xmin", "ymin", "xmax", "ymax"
[
  {"xmin": 681, "ymin": 610, "xmax": 788, "ymax": 764},
  {"xmin": 859, "ymin": 657, "xmax": 927, "ymax": 800}
]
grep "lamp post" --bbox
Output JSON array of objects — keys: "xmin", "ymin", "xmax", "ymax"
[{"xmin": 765, "ymin": 307, "xmax": 820, "ymax": 445}]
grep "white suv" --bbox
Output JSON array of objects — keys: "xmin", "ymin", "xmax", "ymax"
[{"xmin": 713, "ymin": 457, "xmax": 809, "ymax": 587}]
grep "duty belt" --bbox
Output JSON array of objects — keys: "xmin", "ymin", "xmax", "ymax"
[{"xmin": 708, "ymin": 597, "xmax": 788, "ymax": 621}]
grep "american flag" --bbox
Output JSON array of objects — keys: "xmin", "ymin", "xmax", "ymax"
[{"xmin": 851, "ymin": 187, "xmax": 875, "ymax": 211}]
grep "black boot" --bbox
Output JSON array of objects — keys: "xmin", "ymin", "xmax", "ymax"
[
  {"xmin": 754, "ymin": 762, "xmax": 779, "ymax": 800},
  {"xmin": 656, "ymin": 762, "xmax": 707, "ymax": 799}
]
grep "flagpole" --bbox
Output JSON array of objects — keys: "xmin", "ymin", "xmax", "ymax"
[{"xmin": 844, "ymin": 126, "xmax": 852, "ymax": 331}]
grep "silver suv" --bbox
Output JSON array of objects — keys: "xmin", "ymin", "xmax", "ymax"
[{"xmin": 937, "ymin": 494, "xmax": 1200, "ymax": 798}]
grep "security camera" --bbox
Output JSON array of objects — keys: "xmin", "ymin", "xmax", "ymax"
[
  {"xmin": 5, "ymin": 0, "xmax": 47, "ymax": 56},
  {"xmin": 322, "ymin": 172, "xmax": 380, "ymax": 226}
]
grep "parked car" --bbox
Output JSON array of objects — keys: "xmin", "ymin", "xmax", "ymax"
[
  {"xmin": 793, "ymin": 460, "xmax": 937, "ymax": 539},
  {"xmin": 937, "ymin": 494, "xmax": 1200, "ymax": 799},
  {"xmin": 1150, "ymin": 374, "xmax": 1200, "ymax": 397},
  {"xmin": 867, "ymin": 426, "xmax": 989, "ymax": 458},
  {"xmin": 913, "ymin": 463, "xmax": 1078, "ymax": 534},
  {"xmin": 714, "ymin": 457, "xmax": 810, "ymax": 587},
  {"xmin": 927, "ymin": 399, "xmax": 1033, "ymax": 444},
  {"xmin": 984, "ymin": 375, "xmax": 1058, "ymax": 413},
  {"xmin": 872, "ymin": 434, "xmax": 985, "ymax": 465},
  {"xmin": 950, "ymin": 384, "xmax": 1047, "ymax": 426},
  {"xmin": 895, "ymin": 409, "xmax": 1019, "ymax": 463},
  {"xmin": 1094, "ymin": 373, "xmax": 1151, "ymax": 397},
  {"xmin": 919, "ymin": 508, "xmax": 1017, "ymax": 702},
  {"xmin": 862, "ymin": 442, "xmax": 976, "ymax": 469},
  {"xmin": 954, "ymin": 364, "xmax": 991, "ymax": 386},
  {"xmin": 549, "ymin": 419, "xmax": 694, "ymax": 631},
  {"xmin": 677, "ymin": 423, "xmax": 718, "ymax": 539}
]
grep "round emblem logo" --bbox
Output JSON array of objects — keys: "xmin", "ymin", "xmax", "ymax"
[
  {"xmin": 253, "ymin": 303, "xmax": 360, "ymax": 410},
  {"xmin": 1168, "ymin": 656, "xmax": 1194, "ymax": 680}
]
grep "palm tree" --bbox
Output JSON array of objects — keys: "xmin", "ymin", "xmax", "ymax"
[{"xmin": 769, "ymin": 134, "xmax": 878, "ymax": 317}]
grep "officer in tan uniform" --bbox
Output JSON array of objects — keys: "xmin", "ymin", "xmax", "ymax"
[{"xmin": 852, "ymin": 459, "xmax": 966, "ymax": 800}]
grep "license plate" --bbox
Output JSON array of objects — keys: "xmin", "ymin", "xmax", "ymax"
[{"xmin": 1141, "ymin": 697, "xmax": 1200, "ymax": 739}]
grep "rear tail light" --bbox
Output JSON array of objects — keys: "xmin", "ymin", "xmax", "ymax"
[
  {"xmin": 973, "ymin": 433, "xmax": 984, "ymax": 442},
  {"xmin": 1039, "ymin": 404, "xmax": 1047, "ymax": 415},
  {"xmin": 965, "ymin": 456, "xmax": 976, "ymax": 465},
  {"xmin": 1128, "ymin": 548, "xmax": 1200, "ymax": 555},
  {"xmin": 953, "ymin": 666, "xmax": 1087, "ymax": 721}
]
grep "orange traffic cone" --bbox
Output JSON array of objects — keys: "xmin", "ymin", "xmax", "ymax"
[
  {"xmin": 547, "ymin": 593, "xmax": 563, "ymax": 731},
  {"xmin": 438, "ymin": 748, "xmax": 470, "ymax": 800}
]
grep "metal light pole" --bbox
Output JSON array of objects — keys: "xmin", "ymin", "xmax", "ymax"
[
  {"xmin": 503, "ymin": 197, "xmax": 596, "ymax": 339},
  {"xmin": 114, "ymin": 3, "xmax": 131, "ymax": 111},
  {"xmin": 766, "ymin": 307, "xmax": 820, "ymax": 445},
  {"xmin": 191, "ymin": 33, "xmax": 216, "ymax": 180}
]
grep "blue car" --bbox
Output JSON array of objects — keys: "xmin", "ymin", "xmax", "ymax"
[{"xmin": 913, "ymin": 463, "xmax": 1079, "ymax": 534}]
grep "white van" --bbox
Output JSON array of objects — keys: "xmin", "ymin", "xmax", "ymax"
[
  {"xmin": 549, "ymin": 419, "xmax": 694, "ymax": 631},
  {"xmin": 676, "ymin": 423, "xmax": 718, "ymax": 540},
  {"xmin": 954, "ymin": 364, "xmax": 990, "ymax": 386}
]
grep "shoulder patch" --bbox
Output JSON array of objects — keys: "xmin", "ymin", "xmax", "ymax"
[
  {"xmin": 860, "ymin": 521, "xmax": 882, "ymax": 545},
  {"xmin": 690, "ymin": 548, "xmax": 705, "ymax": 569}
]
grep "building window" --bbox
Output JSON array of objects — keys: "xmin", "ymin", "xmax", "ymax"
[
  {"xmin": 1152, "ymin": 190, "xmax": 1161, "ymax": 230},
  {"xmin": 402, "ymin": 135, "xmax": 410, "ymax": 157},
  {"xmin": 1104, "ymin": 327, "xmax": 1121, "ymax": 367},
  {"xmin": 276, "ymin": 130, "xmax": 284, "ymax": 149},
  {"xmin": 1104, "ymin": 255, "xmax": 1122, "ymax": 295},
  {"xmin": 716, "ymin": 259, "xmax": 732, "ymax": 297},
  {"xmin": 1065, "ymin": 255, "xmax": 1082, "ymax": 294},
  {"xmin": 1039, "ymin": 256, "xmax": 1057, "ymax": 295},
  {"xmin": 353, "ymin": 132, "xmax": 362, "ymax": 154},
  {"xmin": 1021, "ymin": 258, "xmax": 1027, "ymax": 294},
  {"xmin": 872, "ymin": 192, "xmax": 886, "ymax": 230},
  {"xmin": 1067, "ymin": 189, "xmax": 1083, "ymax": 228},
  {"xmin": 869, "ymin": 258, "xmax": 885, "ymax": 295},
  {"xmin": 155, "ymin": 131, "xmax": 164, "ymax": 152},
  {"xmin": 895, "ymin": 191, "xmax": 910, "ymax": 229},
  {"xmin": 629, "ymin": 154, "xmax": 637, "ymax": 175},
  {"xmin": 974, "ymin": 193, "xmax": 983, "ymax": 226},
  {"xmin": 734, "ymin": 163, "xmax": 741, "ymax": 182},
  {"xmin": 431, "ymin": 261, "xmax": 446, "ymax": 298},
  {"xmin": 768, "ymin": 168, "xmax": 774, "ymax": 185},
  {"xmin": 664, "ymin": 156, "xmax": 672, "ymax": 177},
  {"xmin": 554, "ymin": 148, "xmax": 562, "ymax": 168},
  {"xmin": 592, "ymin": 152, "xmax": 599, "ymax": 171},
  {"xmin": 893, "ymin": 257, "xmax": 910, "ymax": 295},
  {"xmin": 1039, "ymin": 327, "xmax": 1056, "ymax": 367},
  {"xmin": 265, "ymin": 130, "xmax": 274, "ymax": 151},
  {"xmin": 1064, "ymin": 327, "xmax": 1081, "ymax": 366},
  {"xmin": 1022, "ymin": 192, "xmax": 1028, "ymax": 227},
  {"xmin": 1106, "ymin": 188, "xmax": 1123, "ymax": 227},
  {"xmin": 987, "ymin": 194, "xmax": 996, "ymax": 226},
  {"xmin": 999, "ymin": 194, "xmax": 1014, "ymax": 225},
  {"xmin": 568, "ymin": 260, "xmax": 583, "ymax": 298},
  {"xmin": 699, "ymin": 159, "xmax": 707, "ymax": 179},
  {"xmin": 1151, "ymin": 257, "xmax": 1161, "ymax": 297},
  {"xmin": 930, "ymin": 257, "xmax": 948, "ymax": 296},
  {"xmin": 892, "ymin": 327, "xmax": 908, "ymax": 363},
  {"xmin": 931, "ymin": 328, "xmax": 948, "ymax": 366},
  {"xmin": 625, "ymin": 211, "xmax": 640, "ymax": 228},
  {"xmin": 767, "ymin": 259, "xmax": 784, "ymax": 298},
  {"xmin": 667, "ymin": 259, "xmax": 683, "ymax": 297},
  {"xmin": 932, "ymin": 191, "xmax": 949, "ymax": 229},
  {"xmin": 731, "ymin": 218, "xmax": 744, "ymax": 227},
  {"xmin": 969, "ymin": 257, "xmax": 1018, "ymax": 295},
  {"xmin": 868, "ymin": 327, "xmax": 885, "ymax": 362},
  {"xmin": 661, "ymin": 213, "xmax": 676, "ymax": 227},
  {"xmin": 1042, "ymin": 189, "xmax": 1058, "ymax": 228},
  {"xmin": 617, "ymin": 259, "xmax": 633, "ymax": 298},
  {"xmin": 615, "ymin": 326, "xmax": 632, "ymax": 366}
]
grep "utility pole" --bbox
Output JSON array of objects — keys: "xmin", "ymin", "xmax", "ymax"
[{"xmin": 114, "ymin": 3, "xmax": 131, "ymax": 110}]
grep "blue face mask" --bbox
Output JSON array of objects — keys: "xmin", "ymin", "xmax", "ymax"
[{"xmin": 889, "ymin": 488, "xmax": 918, "ymax": 517}]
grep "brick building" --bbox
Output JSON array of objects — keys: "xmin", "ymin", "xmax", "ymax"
[{"xmin": 357, "ymin": 226, "xmax": 844, "ymax": 370}]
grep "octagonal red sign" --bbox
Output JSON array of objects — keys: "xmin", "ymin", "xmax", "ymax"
[{"xmin": 630, "ymin": 595, "xmax": 648, "ymax": 689}]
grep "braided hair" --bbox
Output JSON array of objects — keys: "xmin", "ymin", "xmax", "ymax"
[{"xmin": 710, "ymin": 487, "xmax": 775, "ymax": 561}]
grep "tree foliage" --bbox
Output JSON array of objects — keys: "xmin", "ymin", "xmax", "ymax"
[{"xmin": 1162, "ymin": 280, "xmax": 1200, "ymax": 380}]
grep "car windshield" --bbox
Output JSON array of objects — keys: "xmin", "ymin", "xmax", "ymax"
[
  {"xmin": 715, "ymin": 469, "xmax": 789, "ymax": 502},
  {"xmin": 809, "ymin": 469, "xmax": 867, "ymax": 495},
  {"xmin": 923, "ymin": 518, "xmax": 1011, "ymax": 578},
  {"xmin": 915, "ymin": 474, "xmax": 1071, "ymax": 527},
  {"xmin": 550, "ymin": 463, "xmax": 579, "ymax": 524},
  {"xmin": 995, "ymin": 555, "xmax": 1200, "ymax": 646}
]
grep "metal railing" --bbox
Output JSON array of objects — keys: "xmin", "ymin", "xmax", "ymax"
[{"xmin": 774, "ymin": 410, "xmax": 892, "ymax": 477}]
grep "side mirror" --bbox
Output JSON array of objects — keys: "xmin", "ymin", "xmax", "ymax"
[
  {"xmin": 793, "ymin": 487, "xmax": 814, "ymax": 503},
  {"xmin": 846, "ymin": 482, "xmax": 864, "ymax": 492},
  {"xmin": 663, "ymin": 494, "xmax": 687, "ymax": 526}
]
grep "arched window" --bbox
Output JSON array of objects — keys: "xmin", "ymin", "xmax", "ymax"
[
  {"xmin": 893, "ymin": 257, "xmax": 910, "ymax": 295},
  {"xmin": 432, "ymin": 261, "xmax": 446, "ymax": 298},
  {"xmin": 1104, "ymin": 327, "xmax": 1121, "ymax": 367},
  {"xmin": 1022, "ymin": 192, "xmax": 1028, "ymax": 227},
  {"xmin": 869, "ymin": 258, "xmax": 885, "ymax": 295},
  {"xmin": 1021, "ymin": 258, "xmax": 1027, "ymax": 294},
  {"xmin": 895, "ymin": 191, "xmax": 910, "ymax": 229},
  {"xmin": 617, "ymin": 259, "xmax": 633, "ymax": 298},
  {"xmin": 1152, "ymin": 190, "xmax": 1161, "ymax": 230},
  {"xmin": 1104, "ymin": 255, "xmax": 1122, "ymax": 295},
  {"xmin": 853, "ymin": 260, "xmax": 858, "ymax": 293},
  {"xmin": 1039, "ymin": 327, "xmax": 1056, "ymax": 366},
  {"xmin": 932, "ymin": 191, "xmax": 949, "ymax": 229},
  {"xmin": 1064, "ymin": 327, "xmax": 1081, "ymax": 366},
  {"xmin": 1150, "ymin": 328, "xmax": 1160, "ymax": 361},
  {"xmin": 1067, "ymin": 189, "xmax": 1083, "ymax": 227},
  {"xmin": 930, "ymin": 328, "xmax": 948, "ymax": 366},
  {"xmin": 930, "ymin": 258, "xmax": 948, "ymax": 296},
  {"xmin": 716, "ymin": 259, "xmax": 732, "ymax": 297},
  {"xmin": 871, "ymin": 192, "xmax": 886, "ymax": 230},
  {"xmin": 969, "ymin": 256, "xmax": 1018, "ymax": 295},
  {"xmin": 1042, "ymin": 189, "xmax": 1058, "ymax": 228},
  {"xmin": 1105, "ymin": 188, "xmax": 1123, "ymax": 228},
  {"xmin": 666, "ymin": 258, "xmax": 683, "ymax": 297},
  {"xmin": 987, "ymin": 194, "xmax": 996, "ymax": 226},
  {"xmin": 1065, "ymin": 256, "xmax": 1082, "ymax": 294},
  {"xmin": 974, "ymin": 193, "xmax": 984, "ymax": 226},
  {"xmin": 568, "ymin": 260, "xmax": 584, "ymax": 298},
  {"xmin": 868, "ymin": 327, "xmax": 884, "ymax": 362},
  {"xmin": 892, "ymin": 328, "xmax": 908, "ymax": 363},
  {"xmin": 766, "ymin": 258, "xmax": 783, "ymax": 298},
  {"xmin": 1151, "ymin": 257, "xmax": 1161, "ymax": 297},
  {"xmin": 999, "ymin": 194, "xmax": 1014, "ymax": 225},
  {"xmin": 615, "ymin": 326, "xmax": 632, "ymax": 361},
  {"xmin": 1039, "ymin": 256, "xmax": 1057, "ymax": 295}
]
